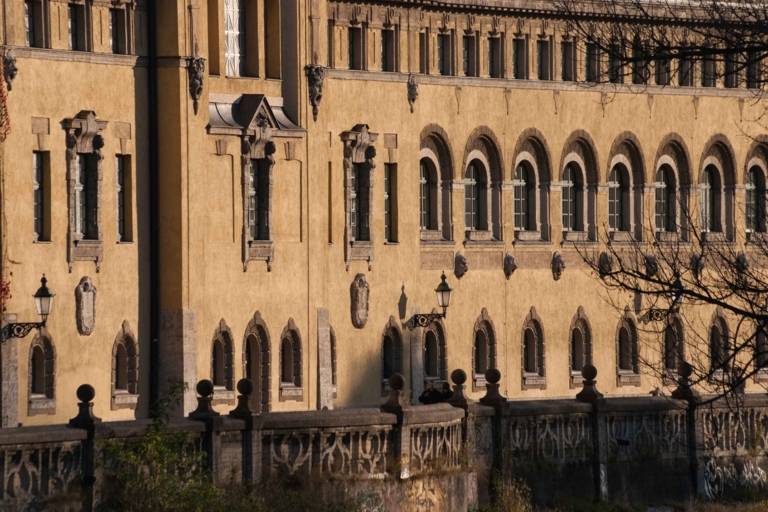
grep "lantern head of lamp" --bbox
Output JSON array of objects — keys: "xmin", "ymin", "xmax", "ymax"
[
  {"xmin": 1, "ymin": 275, "xmax": 54, "ymax": 341},
  {"xmin": 34, "ymin": 275, "xmax": 54, "ymax": 324},
  {"xmin": 435, "ymin": 272, "xmax": 452, "ymax": 317}
]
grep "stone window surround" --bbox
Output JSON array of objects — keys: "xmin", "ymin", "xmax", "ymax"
[
  {"xmin": 341, "ymin": 124, "xmax": 378, "ymax": 270},
  {"xmin": 616, "ymin": 310, "xmax": 641, "ymax": 387},
  {"xmin": 111, "ymin": 320, "xmax": 139, "ymax": 410},
  {"xmin": 662, "ymin": 315, "xmax": 686, "ymax": 386},
  {"xmin": 67, "ymin": 0, "xmax": 93, "ymax": 52},
  {"xmin": 279, "ymin": 318, "xmax": 303, "ymax": 402},
  {"xmin": 419, "ymin": 148, "xmax": 443, "ymax": 240},
  {"xmin": 561, "ymin": 152, "xmax": 596, "ymax": 242},
  {"xmin": 25, "ymin": 0, "xmax": 51, "ymax": 49},
  {"xmin": 521, "ymin": 306, "xmax": 546, "ymax": 390},
  {"xmin": 381, "ymin": 316, "xmax": 404, "ymax": 396},
  {"xmin": 472, "ymin": 309, "xmax": 496, "ymax": 391},
  {"xmin": 63, "ymin": 111, "xmax": 108, "ymax": 272},
  {"xmin": 242, "ymin": 311, "xmax": 272, "ymax": 413},
  {"xmin": 513, "ymin": 151, "xmax": 544, "ymax": 241},
  {"xmin": 698, "ymin": 141, "xmax": 736, "ymax": 242},
  {"xmin": 654, "ymin": 154, "xmax": 686, "ymax": 241},
  {"xmin": 108, "ymin": 0, "xmax": 136, "ymax": 55},
  {"xmin": 242, "ymin": 122, "xmax": 276, "ymax": 271},
  {"xmin": 28, "ymin": 331, "xmax": 55, "ymax": 416},
  {"xmin": 568, "ymin": 307, "xmax": 593, "ymax": 389},
  {"xmin": 211, "ymin": 319, "xmax": 235, "ymax": 405}
]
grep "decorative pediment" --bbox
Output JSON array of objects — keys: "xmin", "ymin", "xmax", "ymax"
[
  {"xmin": 62, "ymin": 111, "xmax": 107, "ymax": 155},
  {"xmin": 208, "ymin": 94, "xmax": 300, "ymax": 137},
  {"xmin": 340, "ymin": 124, "xmax": 378, "ymax": 165}
]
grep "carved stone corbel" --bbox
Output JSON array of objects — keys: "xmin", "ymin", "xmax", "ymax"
[
  {"xmin": 551, "ymin": 251, "xmax": 566, "ymax": 281},
  {"xmin": 407, "ymin": 73, "xmax": 418, "ymax": 113},
  {"xmin": 503, "ymin": 252, "xmax": 517, "ymax": 279},
  {"xmin": 187, "ymin": 56, "xmax": 205, "ymax": 115},
  {"xmin": 75, "ymin": 276, "xmax": 96, "ymax": 336},
  {"xmin": 3, "ymin": 50, "xmax": 17, "ymax": 92},
  {"xmin": 350, "ymin": 273, "xmax": 369, "ymax": 328},
  {"xmin": 305, "ymin": 64, "xmax": 325, "ymax": 121}
]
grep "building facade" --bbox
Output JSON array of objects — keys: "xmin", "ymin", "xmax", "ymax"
[{"xmin": 1, "ymin": 0, "xmax": 767, "ymax": 425}]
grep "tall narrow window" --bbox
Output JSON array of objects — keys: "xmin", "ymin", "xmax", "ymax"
[
  {"xmin": 25, "ymin": 0, "xmax": 47, "ymax": 48},
  {"xmin": 280, "ymin": 327, "xmax": 302, "ymax": 389},
  {"xmin": 423, "ymin": 323, "xmax": 446, "ymax": 384},
  {"xmin": 264, "ymin": 0, "xmax": 281, "ymax": 79},
  {"xmin": 488, "ymin": 35, "xmax": 503, "ymax": 78},
  {"xmin": 746, "ymin": 167, "xmax": 766, "ymax": 234},
  {"xmin": 76, "ymin": 154, "xmax": 98, "ymax": 240},
  {"xmin": 586, "ymin": 42, "xmax": 600, "ymax": 82},
  {"xmin": 224, "ymin": 0, "xmax": 245, "ymax": 76},
  {"xmin": 747, "ymin": 50, "xmax": 763, "ymax": 89},
  {"xmin": 463, "ymin": 32, "xmax": 477, "ymax": 77},
  {"xmin": 419, "ymin": 30, "xmax": 429, "ymax": 74},
  {"xmin": 33, "ymin": 151, "xmax": 50, "ymax": 242},
  {"xmin": 514, "ymin": 163, "xmax": 536, "ymax": 231},
  {"xmin": 724, "ymin": 51, "xmax": 739, "ymax": 88},
  {"xmin": 248, "ymin": 159, "xmax": 270, "ymax": 241},
  {"xmin": 473, "ymin": 330, "xmax": 489, "ymax": 375},
  {"xmin": 608, "ymin": 165, "xmax": 630, "ymax": 232},
  {"xmin": 570, "ymin": 317, "xmax": 592, "ymax": 377},
  {"xmin": 702, "ymin": 52, "xmax": 716, "ymax": 87},
  {"xmin": 656, "ymin": 48, "xmax": 671, "ymax": 86},
  {"xmin": 617, "ymin": 322, "xmax": 637, "ymax": 372},
  {"xmin": 381, "ymin": 27, "xmax": 397, "ymax": 72},
  {"xmin": 664, "ymin": 322, "xmax": 683, "ymax": 374},
  {"xmin": 562, "ymin": 163, "xmax": 583, "ymax": 231},
  {"xmin": 116, "ymin": 155, "xmax": 132, "ymax": 242},
  {"xmin": 701, "ymin": 165, "xmax": 721, "ymax": 233},
  {"xmin": 327, "ymin": 20, "xmax": 335, "ymax": 68},
  {"xmin": 631, "ymin": 40, "xmax": 648, "ymax": 84},
  {"xmin": 211, "ymin": 332, "xmax": 233, "ymax": 391},
  {"xmin": 438, "ymin": 31, "xmax": 453, "ymax": 76},
  {"xmin": 384, "ymin": 163, "xmax": 397, "ymax": 242},
  {"xmin": 351, "ymin": 164, "xmax": 370, "ymax": 241},
  {"xmin": 513, "ymin": 37, "xmax": 528, "ymax": 79},
  {"xmin": 420, "ymin": 159, "xmax": 438, "ymax": 231},
  {"xmin": 537, "ymin": 38, "xmax": 551, "ymax": 80},
  {"xmin": 29, "ymin": 334, "xmax": 55, "ymax": 412},
  {"xmin": 655, "ymin": 166, "xmax": 676, "ymax": 233},
  {"xmin": 608, "ymin": 43, "xmax": 623, "ymax": 84},
  {"xmin": 382, "ymin": 328, "xmax": 402, "ymax": 389},
  {"xmin": 709, "ymin": 320, "xmax": 729, "ymax": 372},
  {"xmin": 561, "ymin": 39, "xmax": 576, "ymax": 81},
  {"xmin": 756, "ymin": 325, "xmax": 768, "ymax": 371},
  {"xmin": 68, "ymin": 2, "xmax": 87, "ymax": 51},
  {"xmin": 348, "ymin": 25, "xmax": 364, "ymax": 70},
  {"xmin": 522, "ymin": 310, "xmax": 546, "ymax": 388},
  {"xmin": 109, "ymin": 8, "xmax": 127, "ymax": 54},
  {"xmin": 464, "ymin": 162, "xmax": 486, "ymax": 231},
  {"xmin": 678, "ymin": 51, "xmax": 693, "ymax": 86}
]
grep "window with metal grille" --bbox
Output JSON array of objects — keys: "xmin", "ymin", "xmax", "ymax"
[{"xmin": 224, "ymin": 0, "xmax": 245, "ymax": 76}]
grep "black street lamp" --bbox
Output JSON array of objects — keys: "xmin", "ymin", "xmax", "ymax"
[
  {"xmin": 409, "ymin": 272, "xmax": 453, "ymax": 328},
  {"xmin": 1, "ymin": 275, "xmax": 54, "ymax": 340}
]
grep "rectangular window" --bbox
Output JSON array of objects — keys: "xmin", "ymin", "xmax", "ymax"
[
  {"xmin": 76, "ymin": 154, "xmax": 98, "ymax": 240},
  {"xmin": 384, "ymin": 164, "xmax": 397, "ymax": 242},
  {"xmin": 537, "ymin": 38, "xmax": 551, "ymax": 80},
  {"xmin": 656, "ymin": 50, "xmax": 671, "ymax": 86},
  {"xmin": 702, "ymin": 52, "xmax": 716, "ymax": 87},
  {"xmin": 248, "ymin": 159, "xmax": 270, "ymax": 240},
  {"xmin": 488, "ymin": 36, "xmax": 503, "ymax": 78},
  {"xmin": 608, "ymin": 44, "xmax": 623, "ymax": 84},
  {"xmin": 724, "ymin": 51, "xmax": 739, "ymax": 88},
  {"xmin": 747, "ymin": 51, "xmax": 762, "ymax": 89},
  {"xmin": 586, "ymin": 42, "xmax": 600, "ymax": 82},
  {"xmin": 33, "ymin": 151, "xmax": 50, "ymax": 242},
  {"xmin": 264, "ymin": 0, "xmax": 281, "ymax": 79},
  {"xmin": 116, "ymin": 155, "xmax": 132, "ymax": 242},
  {"xmin": 561, "ymin": 40, "xmax": 576, "ymax": 81},
  {"xmin": 327, "ymin": 20, "xmax": 335, "ymax": 68},
  {"xmin": 351, "ymin": 164, "xmax": 370, "ymax": 241},
  {"xmin": 438, "ymin": 31, "xmax": 453, "ymax": 76},
  {"xmin": 419, "ymin": 30, "xmax": 429, "ymax": 74},
  {"xmin": 25, "ymin": 0, "xmax": 47, "ymax": 48},
  {"xmin": 348, "ymin": 25, "xmax": 364, "ymax": 70},
  {"xmin": 513, "ymin": 37, "xmax": 528, "ymax": 79},
  {"xmin": 632, "ymin": 43, "xmax": 648, "ymax": 84},
  {"xmin": 678, "ymin": 52, "xmax": 693, "ymax": 86},
  {"xmin": 381, "ymin": 27, "xmax": 397, "ymax": 72},
  {"xmin": 109, "ymin": 8, "xmax": 127, "ymax": 54},
  {"xmin": 68, "ymin": 2, "xmax": 87, "ymax": 52},
  {"xmin": 463, "ymin": 33, "xmax": 477, "ymax": 77},
  {"xmin": 224, "ymin": 0, "xmax": 245, "ymax": 76}
]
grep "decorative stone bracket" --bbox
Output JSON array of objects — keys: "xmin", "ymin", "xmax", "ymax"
[
  {"xmin": 305, "ymin": 64, "xmax": 325, "ymax": 121},
  {"xmin": 187, "ymin": 56, "xmax": 205, "ymax": 115},
  {"xmin": 3, "ymin": 50, "xmax": 17, "ymax": 92}
]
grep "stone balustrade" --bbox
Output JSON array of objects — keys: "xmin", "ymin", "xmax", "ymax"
[{"xmin": 1, "ymin": 367, "xmax": 768, "ymax": 510}]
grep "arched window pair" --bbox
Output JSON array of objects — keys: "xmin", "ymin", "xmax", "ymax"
[
  {"xmin": 29, "ymin": 333, "xmax": 55, "ymax": 415},
  {"xmin": 423, "ymin": 320, "xmax": 447, "ymax": 387},
  {"xmin": 616, "ymin": 312, "xmax": 640, "ymax": 386},
  {"xmin": 382, "ymin": 319, "xmax": 403, "ymax": 393},
  {"xmin": 472, "ymin": 310, "xmax": 496, "ymax": 388},
  {"xmin": 521, "ymin": 308, "xmax": 546, "ymax": 389},
  {"xmin": 111, "ymin": 321, "xmax": 139, "ymax": 410}
]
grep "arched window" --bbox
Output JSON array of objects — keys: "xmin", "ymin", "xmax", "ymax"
[
  {"xmin": 569, "ymin": 309, "xmax": 592, "ymax": 387},
  {"xmin": 655, "ymin": 165, "xmax": 677, "ymax": 233},
  {"xmin": 514, "ymin": 162, "xmax": 537, "ymax": 232},
  {"xmin": 28, "ymin": 333, "xmax": 55, "ymax": 415},
  {"xmin": 701, "ymin": 165, "xmax": 722, "ymax": 233},
  {"xmin": 521, "ymin": 308, "xmax": 546, "ymax": 389},
  {"xmin": 421, "ymin": 131, "xmax": 454, "ymax": 241},
  {"xmin": 279, "ymin": 320, "xmax": 302, "ymax": 400},
  {"xmin": 211, "ymin": 323, "xmax": 234, "ymax": 393},
  {"xmin": 423, "ymin": 321, "xmax": 446, "ymax": 386},
  {"xmin": 420, "ymin": 158, "xmax": 439, "ymax": 231},
  {"xmin": 709, "ymin": 317, "xmax": 729, "ymax": 373},
  {"xmin": 608, "ymin": 164, "xmax": 631, "ymax": 232},
  {"xmin": 382, "ymin": 321, "xmax": 403, "ymax": 391},
  {"xmin": 756, "ymin": 324, "xmax": 768, "ymax": 372},
  {"xmin": 472, "ymin": 311, "xmax": 496, "ymax": 386},
  {"xmin": 663, "ymin": 319, "xmax": 685, "ymax": 375},
  {"xmin": 746, "ymin": 166, "xmax": 766, "ymax": 235},
  {"xmin": 464, "ymin": 160, "xmax": 487, "ymax": 231},
  {"xmin": 243, "ymin": 312, "xmax": 271, "ymax": 413},
  {"xmin": 562, "ymin": 163, "xmax": 584, "ymax": 232},
  {"xmin": 616, "ymin": 315, "xmax": 640, "ymax": 385},
  {"xmin": 111, "ymin": 321, "xmax": 139, "ymax": 409}
]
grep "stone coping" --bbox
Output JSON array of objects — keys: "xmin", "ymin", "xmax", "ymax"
[
  {"xmin": 0, "ymin": 424, "xmax": 86, "ymax": 445},
  {"xmin": 501, "ymin": 398, "xmax": 592, "ymax": 417},
  {"xmin": 259, "ymin": 407, "xmax": 398, "ymax": 429}
]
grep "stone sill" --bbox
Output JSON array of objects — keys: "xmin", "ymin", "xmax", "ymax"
[
  {"xmin": 755, "ymin": 370, "xmax": 768, "ymax": 383},
  {"xmin": 562, "ymin": 231, "xmax": 589, "ymax": 243},
  {"xmin": 279, "ymin": 385, "xmax": 304, "ymax": 402},
  {"xmin": 111, "ymin": 391, "xmax": 139, "ymax": 410},
  {"xmin": 472, "ymin": 375, "xmax": 487, "ymax": 392},
  {"xmin": 609, "ymin": 231, "xmax": 633, "ymax": 243},
  {"xmin": 212, "ymin": 387, "xmax": 235, "ymax": 405},
  {"xmin": 28, "ymin": 396, "xmax": 55, "ymax": 416},
  {"xmin": 349, "ymin": 241, "xmax": 373, "ymax": 261},
  {"xmin": 465, "ymin": 230, "xmax": 494, "ymax": 242},
  {"xmin": 522, "ymin": 374, "xmax": 546, "ymax": 390},
  {"xmin": 420, "ymin": 230, "xmax": 443, "ymax": 242},
  {"xmin": 701, "ymin": 231, "xmax": 728, "ymax": 244},
  {"xmin": 655, "ymin": 231, "xmax": 680, "ymax": 243},
  {"xmin": 515, "ymin": 230, "xmax": 542, "ymax": 242},
  {"xmin": 747, "ymin": 232, "xmax": 768, "ymax": 244},
  {"xmin": 12, "ymin": 46, "xmax": 145, "ymax": 67},
  {"xmin": 617, "ymin": 372, "xmax": 641, "ymax": 387},
  {"xmin": 569, "ymin": 373, "xmax": 584, "ymax": 389}
]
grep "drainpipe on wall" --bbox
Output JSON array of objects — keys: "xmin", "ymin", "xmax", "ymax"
[{"xmin": 147, "ymin": 0, "xmax": 160, "ymax": 414}]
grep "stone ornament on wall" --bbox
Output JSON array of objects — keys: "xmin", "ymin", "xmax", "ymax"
[
  {"xmin": 454, "ymin": 253, "xmax": 468, "ymax": 279},
  {"xmin": 407, "ymin": 73, "xmax": 418, "ymax": 113},
  {"xmin": 551, "ymin": 252, "xmax": 566, "ymax": 281},
  {"xmin": 503, "ymin": 252, "xmax": 517, "ymax": 279},
  {"xmin": 350, "ymin": 273, "xmax": 369, "ymax": 328},
  {"xmin": 75, "ymin": 277, "xmax": 96, "ymax": 336},
  {"xmin": 187, "ymin": 55, "xmax": 205, "ymax": 115},
  {"xmin": 305, "ymin": 64, "xmax": 325, "ymax": 121},
  {"xmin": 3, "ymin": 50, "xmax": 17, "ymax": 92},
  {"xmin": 644, "ymin": 255, "xmax": 659, "ymax": 277},
  {"xmin": 597, "ymin": 252, "xmax": 613, "ymax": 278}
]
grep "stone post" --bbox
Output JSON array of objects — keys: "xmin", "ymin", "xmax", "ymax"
[
  {"xmin": 381, "ymin": 373, "xmax": 412, "ymax": 479},
  {"xmin": 229, "ymin": 378, "xmax": 256, "ymax": 484},
  {"xmin": 409, "ymin": 326, "xmax": 424, "ymax": 403},
  {"xmin": 479, "ymin": 367, "xmax": 506, "ymax": 498},
  {"xmin": 0, "ymin": 313, "xmax": 19, "ymax": 427},
  {"xmin": 672, "ymin": 362, "xmax": 702, "ymax": 499},
  {"xmin": 316, "ymin": 308, "xmax": 334, "ymax": 410},
  {"xmin": 575, "ymin": 365, "xmax": 608, "ymax": 502},
  {"xmin": 189, "ymin": 379, "xmax": 222, "ymax": 476},
  {"xmin": 68, "ymin": 384, "xmax": 101, "ymax": 512}
]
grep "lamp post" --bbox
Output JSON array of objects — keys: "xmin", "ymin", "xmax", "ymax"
[
  {"xmin": 408, "ymin": 272, "xmax": 453, "ymax": 328},
  {"xmin": 1, "ymin": 275, "xmax": 54, "ymax": 341}
]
